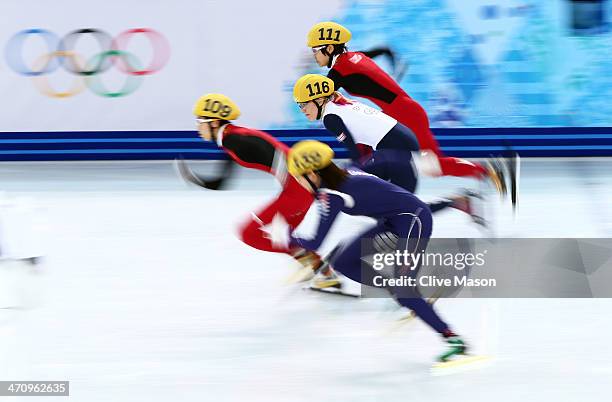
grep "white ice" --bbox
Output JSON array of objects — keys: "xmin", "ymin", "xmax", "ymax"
[{"xmin": 0, "ymin": 159, "xmax": 611, "ymax": 402}]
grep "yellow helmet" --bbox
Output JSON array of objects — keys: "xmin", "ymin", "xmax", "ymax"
[
  {"xmin": 307, "ymin": 21, "xmax": 352, "ymax": 47},
  {"xmin": 288, "ymin": 140, "xmax": 335, "ymax": 176},
  {"xmin": 192, "ymin": 93, "xmax": 241, "ymax": 120},
  {"xmin": 293, "ymin": 74, "xmax": 335, "ymax": 103}
]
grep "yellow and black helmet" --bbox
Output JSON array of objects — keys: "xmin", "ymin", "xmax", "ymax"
[
  {"xmin": 293, "ymin": 74, "xmax": 335, "ymax": 103},
  {"xmin": 288, "ymin": 140, "xmax": 335, "ymax": 176},
  {"xmin": 307, "ymin": 21, "xmax": 352, "ymax": 48},
  {"xmin": 192, "ymin": 93, "xmax": 241, "ymax": 120}
]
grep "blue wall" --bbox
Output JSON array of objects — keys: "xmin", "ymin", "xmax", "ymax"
[{"xmin": 1, "ymin": 128, "xmax": 611, "ymax": 161}]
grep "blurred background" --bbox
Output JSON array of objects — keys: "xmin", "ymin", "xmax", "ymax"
[
  {"xmin": 0, "ymin": 0, "xmax": 611, "ymax": 159},
  {"xmin": 1, "ymin": 1, "xmax": 612, "ymax": 401}
]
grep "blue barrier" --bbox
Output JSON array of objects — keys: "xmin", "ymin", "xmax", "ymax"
[{"xmin": 1, "ymin": 127, "xmax": 612, "ymax": 161}]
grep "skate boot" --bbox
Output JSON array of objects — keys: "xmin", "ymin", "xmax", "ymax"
[
  {"xmin": 438, "ymin": 332, "xmax": 468, "ymax": 362},
  {"xmin": 311, "ymin": 265, "xmax": 342, "ymax": 289},
  {"xmin": 287, "ymin": 249, "xmax": 322, "ymax": 283},
  {"xmin": 506, "ymin": 150, "xmax": 520, "ymax": 213},
  {"xmin": 485, "ymin": 158, "xmax": 507, "ymax": 197},
  {"xmin": 452, "ymin": 189, "xmax": 487, "ymax": 227}
]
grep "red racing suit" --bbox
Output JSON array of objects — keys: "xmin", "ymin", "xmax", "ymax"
[
  {"xmin": 328, "ymin": 52, "xmax": 487, "ymax": 178},
  {"xmin": 217, "ymin": 124, "xmax": 314, "ymax": 253}
]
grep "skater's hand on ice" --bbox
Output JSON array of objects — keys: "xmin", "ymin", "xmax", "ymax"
[{"xmin": 263, "ymin": 214, "xmax": 290, "ymax": 249}]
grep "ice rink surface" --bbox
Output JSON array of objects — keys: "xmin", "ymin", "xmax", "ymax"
[{"xmin": 1, "ymin": 159, "xmax": 611, "ymax": 402}]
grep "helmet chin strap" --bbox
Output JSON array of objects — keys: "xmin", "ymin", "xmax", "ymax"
[
  {"xmin": 208, "ymin": 122, "xmax": 217, "ymax": 142},
  {"xmin": 209, "ymin": 121, "xmax": 224, "ymax": 142},
  {"xmin": 303, "ymin": 174, "xmax": 319, "ymax": 193},
  {"xmin": 314, "ymin": 100, "xmax": 325, "ymax": 120}
]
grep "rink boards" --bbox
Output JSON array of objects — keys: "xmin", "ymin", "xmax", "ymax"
[{"xmin": 1, "ymin": 127, "xmax": 612, "ymax": 161}]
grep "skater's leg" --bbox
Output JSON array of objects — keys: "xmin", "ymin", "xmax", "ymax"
[
  {"xmin": 332, "ymin": 225, "xmax": 381, "ymax": 284},
  {"xmin": 332, "ymin": 210, "xmax": 466, "ymax": 360},
  {"xmin": 393, "ymin": 99, "xmax": 488, "ymax": 179},
  {"xmin": 361, "ymin": 149, "xmax": 418, "ymax": 193},
  {"xmin": 387, "ymin": 207, "xmax": 454, "ymax": 334},
  {"xmin": 437, "ymin": 156, "xmax": 488, "ymax": 178}
]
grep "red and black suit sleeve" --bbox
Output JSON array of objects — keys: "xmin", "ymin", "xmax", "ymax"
[
  {"xmin": 221, "ymin": 125, "xmax": 289, "ymax": 176},
  {"xmin": 360, "ymin": 47, "xmax": 395, "ymax": 63},
  {"xmin": 181, "ymin": 126, "xmax": 287, "ymax": 191},
  {"xmin": 327, "ymin": 52, "xmax": 403, "ymax": 106}
]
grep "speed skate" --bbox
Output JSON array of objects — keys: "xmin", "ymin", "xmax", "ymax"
[
  {"xmin": 431, "ymin": 355, "xmax": 493, "ymax": 375},
  {"xmin": 304, "ymin": 282, "xmax": 360, "ymax": 298}
]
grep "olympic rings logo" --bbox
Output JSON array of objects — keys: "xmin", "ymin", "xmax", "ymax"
[{"xmin": 4, "ymin": 28, "xmax": 171, "ymax": 98}]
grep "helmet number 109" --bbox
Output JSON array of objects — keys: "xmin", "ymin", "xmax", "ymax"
[
  {"xmin": 305, "ymin": 81, "xmax": 330, "ymax": 97},
  {"xmin": 318, "ymin": 28, "xmax": 341, "ymax": 42},
  {"xmin": 203, "ymin": 99, "xmax": 232, "ymax": 118}
]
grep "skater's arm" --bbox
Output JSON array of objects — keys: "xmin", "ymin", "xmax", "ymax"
[
  {"xmin": 290, "ymin": 192, "xmax": 344, "ymax": 251},
  {"xmin": 175, "ymin": 158, "xmax": 234, "ymax": 190},
  {"xmin": 328, "ymin": 65, "xmax": 396, "ymax": 104},
  {"xmin": 201, "ymin": 158, "xmax": 234, "ymax": 190},
  {"xmin": 222, "ymin": 133, "xmax": 277, "ymax": 170},
  {"xmin": 323, "ymin": 114, "xmax": 361, "ymax": 162},
  {"xmin": 361, "ymin": 47, "xmax": 395, "ymax": 62},
  {"xmin": 327, "ymin": 69, "xmax": 344, "ymax": 91}
]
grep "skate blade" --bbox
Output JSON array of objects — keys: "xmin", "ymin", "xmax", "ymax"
[
  {"xmin": 510, "ymin": 152, "xmax": 520, "ymax": 215},
  {"xmin": 285, "ymin": 266, "xmax": 315, "ymax": 284},
  {"xmin": 431, "ymin": 355, "xmax": 492, "ymax": 375},
  {"xmin": 306, "ymin": 285, "xmax": 360, "ymax": 298},
  {"xmin": 486, "ymin": 161, "xmax": 506, "ymax": 198},
  {"xmin": 311, "ymin": 280, "xmax": 342, "ymax": 289}
]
